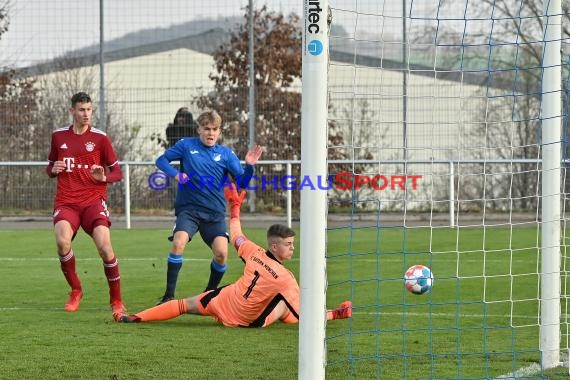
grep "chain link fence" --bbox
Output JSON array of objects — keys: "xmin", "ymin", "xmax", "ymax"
[{"xmin": 1, "ymin": 1, "xmax": 565, "ymax": 217}]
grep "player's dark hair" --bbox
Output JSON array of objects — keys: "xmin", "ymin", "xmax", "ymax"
[
  {"xmin": 71, "ymin": 92, "xmax": 92, "ymax": 107},
  {"xmin": 267, "ymin": 224, "xmax": 296, "ymax": 239},
  {"xmin": 173, "ymin": 107, "xmax": 194, "ymax": 127}
]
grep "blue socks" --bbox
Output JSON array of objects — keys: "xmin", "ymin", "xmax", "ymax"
[
  {"xmin": 165, "ymin": 254, "xmax": 226, "ymax": 294},
  {"xmin": 164, "ymin": 253, "xmax": 183, "ymax": 298},
  {"xmin": 205, "ymin": 260, "xmax": 227, "ymax": 291}
]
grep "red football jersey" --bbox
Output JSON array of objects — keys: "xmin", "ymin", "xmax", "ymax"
[{"xmin": 48, "ymin": 125, "xmax": 120, "ymax": 207}]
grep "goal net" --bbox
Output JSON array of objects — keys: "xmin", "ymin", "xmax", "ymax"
[{"xmin": 300, "ymin": 0, "xmax": 569, "ymax": 379}]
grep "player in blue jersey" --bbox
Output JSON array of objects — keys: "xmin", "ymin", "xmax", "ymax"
[{"xmin": 155, "ymin": 110, "xmax": 263, "ymax": 304}]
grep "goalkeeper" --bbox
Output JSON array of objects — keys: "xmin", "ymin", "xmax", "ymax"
[{"xmin": 114, "ymin": 186, "xmax": 352, "ymax": 327}]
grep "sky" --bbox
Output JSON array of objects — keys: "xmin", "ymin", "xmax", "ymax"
[
  {"xmin": 0, "ymin": 0, "xmax": 409, "ymax": 68},
  {"xmin": 0, "ymin": 0, "xmax": 266, "ymax": 66}
]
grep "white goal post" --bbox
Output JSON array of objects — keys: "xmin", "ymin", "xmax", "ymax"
[
  {"xmin": 540, "ymin": 0, "xmax": 563, "ymax": 369},
  {"xmin": 299, "ymin": 0, "xmax": 330, "ymax": 379}
]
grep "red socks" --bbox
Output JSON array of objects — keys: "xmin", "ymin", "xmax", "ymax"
[
  {"xmin": 60, "ymin": 251, "xmax": 124, "ymax": 305},
  {"xmin": 59, "ymin": 250, "xmax": 82, "ymax": 290},
  {"xmin": 103, "ymin": 256, "xmax": 122, "ymax": 303}
]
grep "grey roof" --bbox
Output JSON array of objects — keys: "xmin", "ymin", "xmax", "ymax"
[
  {"xmin": 9, "ymin": 17, "xmax": 520, "ymax": 90},
  {"xmin": 14, "ymin": 28, "xmax": 230, "ymax": 77}
]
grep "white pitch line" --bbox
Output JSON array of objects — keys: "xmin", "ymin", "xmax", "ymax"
[
  {"xmin": 0, "ymin": 306, "xmax": 123, "ymax": 311},
  {"xmin": 493, "ymin": 356, "xmax": 570, "ymax": 380},
  {"xmin": 359, "ymin": 311, "xmax": 545, "ymax": 320},
  {"xmin": 0, "ymin": 257, "xmax": 210, "ymax": 261},
  {"xmin": 329, "ymin": 257, "xmax": 538, "ymax": 263},
  {"xmin": 492, "ymin": 363, "xmax": 543, "ymax": 379},
  {"xmin": 0, "ymin": 308, "xmax": 546, "ymax": 321}
]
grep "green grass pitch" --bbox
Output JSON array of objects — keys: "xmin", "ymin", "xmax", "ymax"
[{"xmin": 0, "ymin": 226, "xmax": 568, "ymax": 379}]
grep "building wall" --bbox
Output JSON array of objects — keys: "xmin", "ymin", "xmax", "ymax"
[{"xmin": 35, "ymin": 47, "xmax": 492, "ymax": 164}]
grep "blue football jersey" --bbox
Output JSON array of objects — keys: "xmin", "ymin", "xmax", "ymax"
[{"xmin": 156, "ymin": 137, "xmax": 253, "ymax": 214}]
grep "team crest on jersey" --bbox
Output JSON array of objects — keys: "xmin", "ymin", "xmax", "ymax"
[
  {"xmin": 213, "ymin": 153, "xmax": 221, "ymax": 162},
  {"xmin": 85, "ymin": 141, "xmax": 96, "ymax": 152},
  {"xmin": 235, "ymin": 236, "xmax": 246, "ymax": 246}
]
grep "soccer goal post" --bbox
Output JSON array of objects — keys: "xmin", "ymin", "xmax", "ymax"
[
  {"xmin": 540, "ymin": 0, "xmax": 563, "ymax": 369},
  {"xmin": 299, "ymin": 1, "xmax": 330, "ymax": 379},
  {"xmin": 300, "ymin": 0, "xmax": 567, "ymax": 379}
]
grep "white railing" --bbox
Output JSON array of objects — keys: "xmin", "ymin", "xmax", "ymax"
[{"xmin": 1, "ymin": 159, "xmax": 543, "ymax": 229}]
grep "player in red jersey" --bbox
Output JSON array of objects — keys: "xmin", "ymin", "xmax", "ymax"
[
  {"xmin": 114, "ymin": 186, "xmax": 352, "ymax": 326},
  {"xmin": 46, "ymin": 92, "xmax": 126, "ymax": 314}
]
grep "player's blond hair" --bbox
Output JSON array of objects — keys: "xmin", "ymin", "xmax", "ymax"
[{"xmin": 197, "ymin": 110, "xmax": 222, "ymax": 128}]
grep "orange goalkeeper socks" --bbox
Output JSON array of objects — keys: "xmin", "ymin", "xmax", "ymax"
[{"xmin": 136, "ymin": 299, "xmax": 188, "ymax": 322}]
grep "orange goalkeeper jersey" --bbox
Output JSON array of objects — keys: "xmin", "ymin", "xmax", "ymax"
[{"xmin": 198, "ymin": 239, "xmax": 300, "ymax": 327}]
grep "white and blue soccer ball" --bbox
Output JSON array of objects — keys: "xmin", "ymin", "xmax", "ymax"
[{"xmin": 404, "ymin": 265, "xmax": 434, "ymax": 295}]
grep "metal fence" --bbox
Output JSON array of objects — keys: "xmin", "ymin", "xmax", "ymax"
[
  {"xmin": 0, "ymin": 1, "xmax": 508, "ymax": 169},
  {"xmin": 0, "ymin": 159, "xmax": 549, "ymax": 229},
  {"xmin": 0, "ymin": 1, "xmax": 565, "ymax": 225}
]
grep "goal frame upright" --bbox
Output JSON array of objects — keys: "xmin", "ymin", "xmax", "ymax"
[
  {"xmin": 540, "ymin": 0, "xmax": 563, "ymax": 369},
  {"xmin": 299, "ymin": 0, "xmax": 330, "ymax": 379}
]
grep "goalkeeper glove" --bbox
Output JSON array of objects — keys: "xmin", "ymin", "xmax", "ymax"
[
  {"xmin": 330, "ymin": 301, "xmax": 352, "ymax": 320},
  {"xmin": 224, "ymin": 186, "xmax": 246, "ymax": 219}
]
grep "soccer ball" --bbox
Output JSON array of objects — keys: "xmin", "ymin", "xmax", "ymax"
[{"xmin": 404, "ymin": 265, "xmax": 434, "ymax": 295}]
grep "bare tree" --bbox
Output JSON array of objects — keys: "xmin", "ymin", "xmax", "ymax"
[
  {"xmin": 0, "ymin": 2, "xmax": 48, "ymax": 212},
  {"xmin": 195, "ymin": 6, "xmax": 301, "ymax": 160},
  {"xmin": 194, "ymin": 6, "xmax": 353, "ymax": 210},
  {"xmin": 0, "ymin": 1, "xmax": 8, "ymax": 37},
  {"xmin": 0, "ymin": 1, "xmax": 41, "ymax": 161},
  {"xmin": 417, "ymin": 0, "xmax": 569, "ymax": 211}
]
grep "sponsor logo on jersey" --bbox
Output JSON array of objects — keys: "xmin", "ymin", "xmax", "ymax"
[
  {"xmin": 60, "ymin": 143, "xmax": 68, "ymax": 149},
  {"xmin": 63, "ymin": 157, "xmax": 75, "ymax": 172},
  {"xmin": 190, "ymin": 150, "xmax": 199, "ymax": 154}
]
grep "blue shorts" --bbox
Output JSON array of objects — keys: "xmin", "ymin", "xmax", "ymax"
[{"xmin": 169, "ymin": 209, "xmax": 228, "ymax": 247}]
